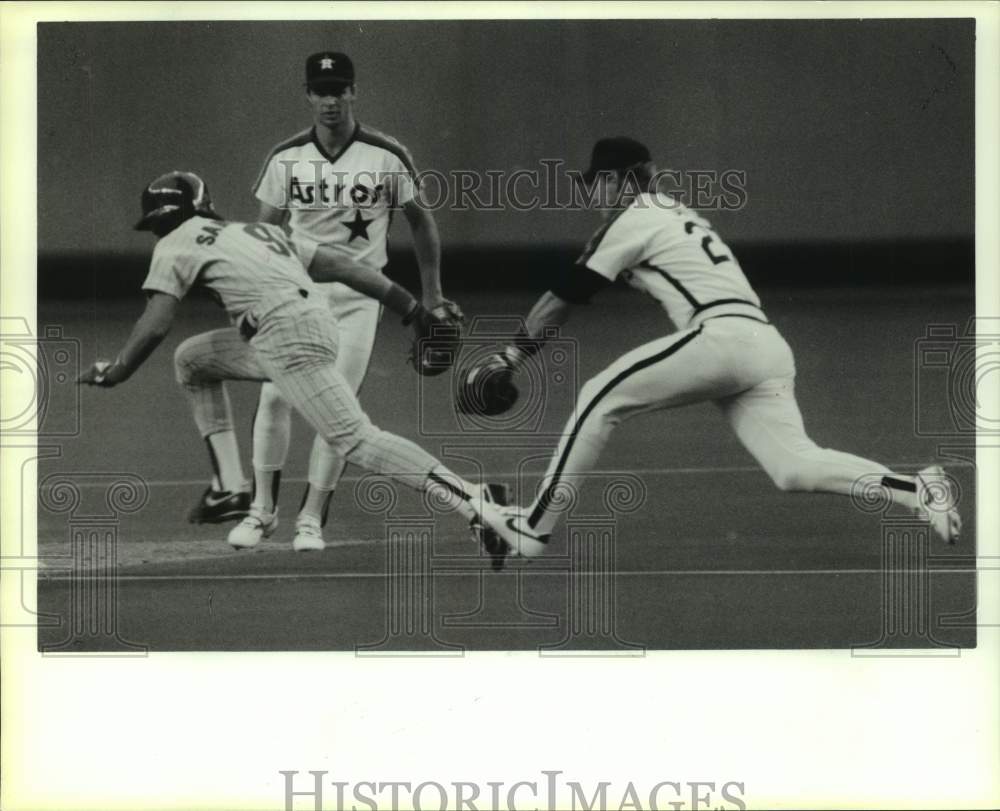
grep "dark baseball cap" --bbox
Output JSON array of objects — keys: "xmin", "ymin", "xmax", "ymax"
[
  {"xmin": 581, "ymin": 136, "xmax": 652, "ymax": 184},
  {"xmin": 306, "ymin": 51, "xmax": 355, "ymax": 90}
]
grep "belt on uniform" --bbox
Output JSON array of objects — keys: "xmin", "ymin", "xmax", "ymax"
[
  {"xmin": 239, "ymin": 289, "xmax": 310, "ymax": 340},
  {"xmin": 689, "ymin": 298, "xmax": 770, "ymax": 327}
]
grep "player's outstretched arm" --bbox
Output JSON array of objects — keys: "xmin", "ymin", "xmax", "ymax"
[
  {"xmin": 258, "ymin": 201, "xmax": 290, "ymax": 231},
  {"xmin": 489, "ymin": 290, "xmax": 576, "ymax": 372},
  {"xmin": 453, "ymin": 290, "xmax": 575, "ymax": 417},
  {"xmin": 77, "ymin": 292, "xmax": 179, "ymax": 386},
  {"xmin": 308, "ymin": 244, "xmax": 461, "ymax": 377},
  {"xmin": 516, "ymin": 291, "xmax": 574, "ymax": 360},
  {"xmin": 307, "ymin": 245, "xmax": 419, "ymax": 317},
  {"xmin": 499, "ymin": 260, "xmax": 612, "ymax": 369},
  {"xmin": 402, "ymin": 200, "xmax": 444, "ymax": 308},
  {"xmin": 455, "ymin": 262, "xmax": 610, "ymax": 416}
]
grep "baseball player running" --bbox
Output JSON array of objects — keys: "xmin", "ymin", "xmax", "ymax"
[
  {"xmin": 179, "ymin": 51, "xmax": 455, "ymax": 551},
  {"xmin": 461, "ymin": 137, "xmax": 962, "ymax": 562},
  {"xmin": 79, "ymin": 171, "xmax": 503, "ymax": 548}
]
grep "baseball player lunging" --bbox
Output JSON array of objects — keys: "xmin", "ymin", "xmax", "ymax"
[
  {"xmin": 461, "ymin": 137, "xmax": 962, "ymax": 563},
  {"xmin": 178, "ymin": 51, "xmax": 455, "ymax": 551},
  {"xmin": 79, "ymin": 172, "xmax": 504, "ymax": 548}
]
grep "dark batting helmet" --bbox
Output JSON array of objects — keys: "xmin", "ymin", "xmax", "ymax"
[{"xmin": 134, "ymin": 171, "xmax": 220, "ymax": 233}]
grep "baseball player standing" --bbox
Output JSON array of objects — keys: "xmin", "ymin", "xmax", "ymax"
[
  {"xmin": 179, "ymin": 51, "xmax": 452, "ymax": 551},
  {"xmin": 80, "ymin": 172, "xmax": 501, "ymax": 548},
  {"xmin": 463, "ymin": 137, "xmax": 962, "ymax": 561}
]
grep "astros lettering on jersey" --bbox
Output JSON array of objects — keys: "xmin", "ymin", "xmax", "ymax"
[
  {"xmin": 577, "ymin": 192, "xmax": 765, "ymax": 329},
  {"xmin": 252, "ymin": 123, "xmax": 418, "ymax": 272}
]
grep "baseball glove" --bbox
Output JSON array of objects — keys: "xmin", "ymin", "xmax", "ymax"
[
  {"xmin": 455, "ymin": 353, "xmax": 520, "ymax": 416},
  {"xmin": 405, "ymin": 299, "xmax": 465, "ymax": 377}
]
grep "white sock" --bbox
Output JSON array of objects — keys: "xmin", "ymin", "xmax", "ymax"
[
  {"xmin": 205, "ymin": 430, "xmax": 246, "ymax": 493},
  {"xmin": 299, "ymin": 483, "xmax": 334, "ymax": 524}
]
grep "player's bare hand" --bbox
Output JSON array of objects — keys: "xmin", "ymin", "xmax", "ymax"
[{"xmin": 77, "ymin": 360, "xmax": 116, "ymax": 387}]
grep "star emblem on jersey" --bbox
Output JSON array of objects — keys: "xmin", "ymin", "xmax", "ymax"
[
  {"xmin": 320, "ymin": 57, "xmax": 334, "ymax": 70},
  {"xmin": 343, "ymin": 210, "xmax": 372, "ymax": 242}
]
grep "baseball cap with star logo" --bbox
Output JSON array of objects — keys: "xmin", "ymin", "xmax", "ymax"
[{"xmin": 306, "ymin": 51, "xmax": 355, "ymax": 91}]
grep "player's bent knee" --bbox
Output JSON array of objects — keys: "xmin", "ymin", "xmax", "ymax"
[
  {"xmin": 337, "ymin": 423, "xmax": 385, "ymax": 469},
  {"xmin": 577, "ymin": 376, "xmax": 608, "ymax": 410},
  {"xmin": 173, "ymin": 343, "xmax": 203, "ymax": 386},
  {"xmin": 256, "ymin": 383, "xmax": 292, "ymax": 417},
  {"xmin": 768, "ymin": 463, "xmax": 822, "ymax": 492},
  {"xmin": 173, "ymin": 340, "xmax": 193, "ymax": 378},
  {"xmin": 173, "ymin": 335, "xmax": 228, "ymax": 387}
]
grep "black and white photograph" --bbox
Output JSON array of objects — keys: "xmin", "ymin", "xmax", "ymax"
[
  {"xmin": 2, "ymin": 3, "xmax": 998, "ymax": 810},
  {"xmin": 31, "ymin": 14, "xmax": 979, "ymax": 651}
]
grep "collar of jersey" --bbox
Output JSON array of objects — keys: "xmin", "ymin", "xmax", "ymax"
[{"xmin": 311, "ymin": 121, "xmax": 360, "ymax": 166}]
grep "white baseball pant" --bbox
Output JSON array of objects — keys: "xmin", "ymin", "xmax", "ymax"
[
  {"xmin": 527, "ymin": 315, "xmax": 912, "ymax": 533},
  {"xmin": 253, "ymin": 288, "xmax": 381, "ymax": 492},
  {"xmin": 173, "ymin": 296, "xmax": 441, "ymax": 495}
]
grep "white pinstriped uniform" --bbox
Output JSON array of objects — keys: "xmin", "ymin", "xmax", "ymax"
[
  {"xmin": 159, "ymin": 217, "xmax": 440, "ymax": 488},
  {"xmin": 528, "ymin": 192, "xmax": 897, "ymax": 532},
  {"xmin": 172, "ymin": 123, "xmax": 422, "ymax": 494}
]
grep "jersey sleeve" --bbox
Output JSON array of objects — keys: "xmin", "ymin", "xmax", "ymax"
[
  {"xmin": 549, "ymin": 263, "xmax": 614, "ymax": 304},
  {"xmin": 252, "ymin": 152, "xmax": 286, "ymax": 209},
  {"xmin": 575, "ymin": 205, "xmax": 648, "ymax": 280},
  {"xmin": 141, "ymin": 237, "xmax": 201, "ymax": 300},
  {"xmin": 382, "ymin": 149, "xmax": 417, "ymax": 207}
]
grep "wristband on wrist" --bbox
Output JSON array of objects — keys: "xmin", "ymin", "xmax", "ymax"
[{"xmin": 383, "ymin": 282, "xmax": 419, "ymax": 322}]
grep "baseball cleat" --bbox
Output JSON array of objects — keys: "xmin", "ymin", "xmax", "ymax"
[
  {"xmin": 470, "ymin": 483, "xmax": 512, "ymax": 570},
  {"xmin": 187, "ymin": 486, "xmax": 250, "ymax": 524},
  {"xmin": 227, "ymin": 506, "xmax": 279, "ymax": 549},
  {"xmin": 292, "ymin": 514, "xmax": 325, "ymax": 552},
  {"xmin": 476, "ymin": 502, "xmax": 551, "ymax": 560},
  {"xmin": 915, "ymin": 465, "xmax": 962, "ymax": 544}
]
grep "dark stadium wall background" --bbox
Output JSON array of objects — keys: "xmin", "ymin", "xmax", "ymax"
[{"xmin": 37, "ymin": 18, "xmax": 973, "ymax": 291}]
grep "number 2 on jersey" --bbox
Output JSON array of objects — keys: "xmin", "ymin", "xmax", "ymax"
[
  {"xmin": 684, "ymin": 220, "xmax": 731, "ymax": 265},
  {"xmin": 242, "ymin": 223, "xmax": 294, "ymax": 257}
]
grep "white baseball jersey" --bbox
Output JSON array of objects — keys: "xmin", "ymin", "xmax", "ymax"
[
  {"xmin": 577, "ymin": 192, "xmax": 764, "ymax": 328},
  {"xmin": 141, "ymin": 216, "xmax": 321, "ymax": 324},
  {"xmin": 252, "ymin": 123, "xmax": 418, "ymax": 273}
]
